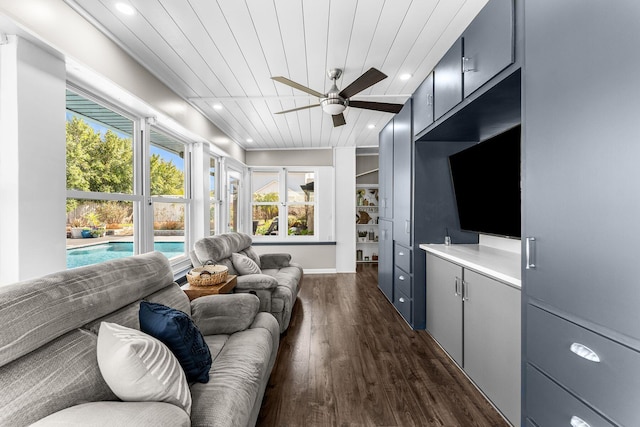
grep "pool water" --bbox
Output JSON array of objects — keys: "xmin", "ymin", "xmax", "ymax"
[{"xmin": 67, "ymin": 241, "xmax": 185, "ymax": 269}]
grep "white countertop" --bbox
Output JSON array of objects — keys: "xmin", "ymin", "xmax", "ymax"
[{"xmin": 419, "ymin": 243, "xmax": 521, "ymax": 288}]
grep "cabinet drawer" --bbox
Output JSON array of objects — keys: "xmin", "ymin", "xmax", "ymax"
[
  {"xmin": 394, "ymin": 266, "xmax": 412, "ymax": 297},
  {"xmin": 527, "ymin": 304, "xmax": 640, "ymax": 427},
  {"xmin": 394, "ymin": 244, "xmax": 411, "ymax": 273},
  {"xmin": 526, "ymin": 365, "xmax": 614, "ymax": 427},
  {"xmin": 394, "ymin": 290, "xmax": 412, "ymax": 323}
]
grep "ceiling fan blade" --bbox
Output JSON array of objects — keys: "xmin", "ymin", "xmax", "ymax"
[
  {"xmin": 271, "ymin": 76, "xmax": 325, "ymax": 98},
  {"xmin": 339, "ymin": 68, "xmax": 388, "ymax": 99},
  {"xmin": 274, "ymin": 104, "xmax": 321, "ymax": 114},
  {"xmin": 348, "ymin": 100, "xmax": 403, "ymax": 114},
  {"xmin": 332, "ymin": 113, "xmax": 346, "ymax": 127}
]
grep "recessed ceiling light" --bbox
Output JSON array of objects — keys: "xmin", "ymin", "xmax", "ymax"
[
  {"xmin": 367, "ymin": 124, "xmax": 376, "ymax": 129},
  {"xmin": 400, "ymin": 73, "xmax": 412, "ymax": 81},
  {"xmin": 115, "ymin": 2, "xmax": 136, "ymax": 15},
  {"xmin": 246, "ymin": 138, "xmax": 253, "ymax": 143},
  {"xmin": 212, "ymin": 104, "xmax": 223, "ymax": 111}
]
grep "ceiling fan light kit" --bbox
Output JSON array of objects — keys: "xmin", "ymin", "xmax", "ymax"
[{"xmin": 271, "ymin": 67, "xmax": 403, "ymax": 127}]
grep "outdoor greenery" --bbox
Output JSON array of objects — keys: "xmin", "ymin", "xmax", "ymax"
[{"xmin": 66, "ymin": 116, "xmax": 184, "ymax": 228}]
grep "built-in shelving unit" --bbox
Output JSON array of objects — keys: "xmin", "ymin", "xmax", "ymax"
[{"xmin": 356, "ymin": 185, "xmax": 379, "ymax": 263}]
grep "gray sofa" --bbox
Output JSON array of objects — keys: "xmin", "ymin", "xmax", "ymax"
[
  {"xmin": 0, "ymin": 252, "xmax": 279, "ymax": 427},
  {"xmin": 192, "ymin": 232, "xmax": 303, "ymax": 333}
]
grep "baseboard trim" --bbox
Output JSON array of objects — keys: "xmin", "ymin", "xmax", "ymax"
[{"xmin": 303, "ymin": 268, "xmax": 337, "ymax": 274}]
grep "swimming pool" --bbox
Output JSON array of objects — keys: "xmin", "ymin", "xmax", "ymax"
[{"xmin": 67, "ymin": 241, "xmax": 185, "ymax": 269}]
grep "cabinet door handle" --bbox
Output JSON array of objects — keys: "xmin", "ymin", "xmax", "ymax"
[
  {"xmin": 427, "ymin": 94, "xmax": 433, "ymax": 106},
  {"xmin": 454, "ymin": 277, "xmax": 461, "ymax": 297},
  {"xmin": 398, "ymin": 251, "xmax": 404, "ymax": 256},
  {"xmin": 525, "ymin": 237, "xmax": 536, "ymax": 269},
  {"xmin": 398, "ymin": 275, "xmax": 405, "ymax": 281},
  {"xmin": 570, "ymin": 416, "xmax": 591, "ymax": 427},
  {"xmin": 462, "ymin": 280, "xmax": 469, "ymax": 301},
  {"xmin": 399, "ymin": 297, "xmax": 405, "ymax": 303},
  {"xmin": 405, "ymin": 220, "xmax": 410, "ymax": 234},
  {"xmin": 570, "ymin": 343, "xmax": 601, "ymax": 363},
  {"xmin": 462, "ymin": 56, "xmax": 476, "ymax": 72}
]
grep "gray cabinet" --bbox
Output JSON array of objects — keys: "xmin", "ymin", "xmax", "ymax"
[
  {"xmin": 462, "ymin": 0, "xmax": 514, "ymax": 97},
  {"xmin": 464, "ymin": 269, "xmax": 520, "ymax": 425},
  {"xmin": 426, "ymin": 254, "xmax": 463, "ymax": 365},
  {"xmin": 412, "ymin": 72, "xmax": 433, "ymax": 136},
  {"xmin": 526, "ymin": 365, "xmax": 615, "ymax": 427},
  {"xmin": 378, "ymin": 120, "xmax": 393, "ymax": 220},
  {"xmin": 426, "ymin": 252, "xmax": 520, "ymax": 426},
  {"xmin": 392, "ymin": 100, "xmax": 412, "ymax": 247},
  {"xmin": 433, "ymin": 38, "xmax": 462, "ymax": 120},
  {"xmin": 378, "ymin": 218, "xmax": 393, "ymax": 302},
  {"xmin": 522, "ymin": 0, "xmax": 640, "ymax": 425},
  {"xmin": 393, "ymin": 243, "xmax": 412, "ymax": 322}
]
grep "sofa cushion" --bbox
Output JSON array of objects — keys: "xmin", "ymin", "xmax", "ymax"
[
  {"xmin": 83, "ymin": 285, "xmax": 190, "ymax": 336},
  {"xmin": 231, "ymin": 253, "xmax": 262, "ymax": 275},
  {"xmin": 191, "ymin": 294, "xmax": 260, "ymax": 335},
  {"xmin": 139, "ymin": 301, "xmax": 212, "ymax": 384},
  {"xmin": 0, "ymin": 329, "xmax": 117, "ymax": 427},
  {"xmin": 30, "ymin": 401, "xmax": 190, "ymax": 427},
  {"xmin": 240, "ymin": 247, "xmax": 261, "ymax": 268},
  {"xmin": 193, "ymin": 233, "xmax": 252, "ymax": 264},
  {"xmin": 97, "ymin": 322, "xmax": 192, "ymax": 414},
  {"xmin": 190, "ymin": 327, "xmax": 275, "ymax": 427},
  {"xmin": 0, "ymin": 252, "xmax": 174, "ymax": 367}
]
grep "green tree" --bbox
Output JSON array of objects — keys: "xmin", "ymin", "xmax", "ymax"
[
  {"xmin": 66, "ymin": 116, "xmax": 184, "ymax": 211},
  {"xmin": 150, "ymin": 154, "xmax": 184, "ymax": 196},
  {"xmin": 66, "ymin": 117, "xmax": 133, "ymax": 194}
]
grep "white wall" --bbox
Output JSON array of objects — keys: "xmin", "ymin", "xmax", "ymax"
[
  {"xmin": 252, "ymin": 244, "xmax": 336, "ymax": 274},
  {"xmin": 0, "ymin": 36, "xmax": 66, "ymax": 284},
  {"xmin": 334, "ymin": 147, "xmax": 356, "ymax": 272}
]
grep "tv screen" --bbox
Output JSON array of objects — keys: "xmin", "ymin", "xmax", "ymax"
[{"xmin": 449, "ymin": 125, "xmax": 521, "ymax": 238}]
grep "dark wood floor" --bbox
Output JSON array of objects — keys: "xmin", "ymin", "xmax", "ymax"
[{"xmin": 257, "ymin": 264, "xmax": 509, "ymax": 427}]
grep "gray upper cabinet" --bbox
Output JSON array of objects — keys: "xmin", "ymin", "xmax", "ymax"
[
  {"xmin": 412, "ymin": 72, "xmax": 434, "ymax": 136},
  {"xmin": 523, "ymin": 0, "xmax": 640, "ymax": 344},
  {"xmin": 392, "ymin": 100, "xmax": 412, "ymax": 247},
  {"xmin": 462, "ymin": 0, "xmax": 514, "ymax": 98},
  {"xmin": 378, "ymin": 120, "xmax": 393, "ymax": 220},
  {"xmin": 433, "ymin": 38, "xmax": 462, "ymax": 120}
]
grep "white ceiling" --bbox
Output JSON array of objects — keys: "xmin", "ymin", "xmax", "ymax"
[{"xmin": 66, "ymin": 0, "xmax": 488, "ymax": 151}]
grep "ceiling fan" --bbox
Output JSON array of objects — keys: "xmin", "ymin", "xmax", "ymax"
[{"xmin": 271, "ymin": 68, "xmax": 403, "ymax": 127}]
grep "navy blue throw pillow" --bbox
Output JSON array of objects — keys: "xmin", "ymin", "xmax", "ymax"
[{"xmin": 139, "ymin": 301, "xmax": 212, "ymax": 383}]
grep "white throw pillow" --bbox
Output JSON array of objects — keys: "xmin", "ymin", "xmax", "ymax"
[
  {"xmin": 97, "ymin": 322, "xmax": 192, "ymax": 415},
  {"xmin": 232, "ymin": 252, "xmax": 262, "ymax": 275}
]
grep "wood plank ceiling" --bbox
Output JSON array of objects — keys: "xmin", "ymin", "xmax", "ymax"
[{"xmin": 66, "ymin": 0, "xmax": 488, "ymax": 150}]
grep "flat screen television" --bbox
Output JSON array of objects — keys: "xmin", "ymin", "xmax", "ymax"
[{"xmin": 448, "ymin": 125, "xmax": 521, "ymax": 238}]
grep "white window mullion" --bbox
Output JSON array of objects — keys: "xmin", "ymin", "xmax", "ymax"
[
  {"xmin": 138, "ymin": 118, "xmax": 153, "ymax": 255},
  {"xmin": 279, "ymin": 168, "xmax": 287, "ymax": 238}
]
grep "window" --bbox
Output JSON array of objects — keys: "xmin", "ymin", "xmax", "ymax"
[
  {"xmin": 150, "ymin": 129, "xmax": 189, "ymax": 259},
  {"xmin": 251, "ymin": 171, "xmax": 279, "ymax": 235},
  {"xmin": 209, "ymin": 157, "xmax": 218, "ymax": 235},
  {"xmin": 227, "ymin": 170, "xmax": 241, "ymax": 233},
  {"xmin": 251, "ymin": 169, "xmax": 317, "ymax": 238},
  {"xmin": 65, "ymin": 89, "xmax": 140, "ymax": 268},
  {"xmin": 65, "ymin": 88, "xmax": 195, "ymax": 269}
]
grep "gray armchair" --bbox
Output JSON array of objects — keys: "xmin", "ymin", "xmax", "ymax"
[{"xmin": 191, "ymin": 232, "xmax": 303, "ymax": 333}]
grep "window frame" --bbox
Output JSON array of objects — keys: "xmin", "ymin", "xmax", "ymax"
[
  {"xmin": 249, "ymin": 167, "xmax": 319, "ymax": 241},
  {"xmin": 147, "ymin": 124, "xmax": 193, "ymax": 266},
  {"xmin": 65, "ymin": 83, "xmax": 199, "ymax": 271}
]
